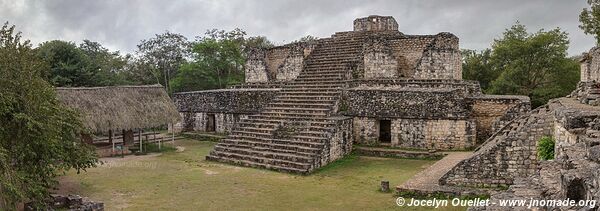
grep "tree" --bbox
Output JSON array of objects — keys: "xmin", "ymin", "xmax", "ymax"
[
  {"xmin": 487, "ymin": 23, "xmax": 579, "ymax": 107},
  {"xmin": 293, "ymin": 35, "xmax": 319, "ymax": 43},
  {"xmin": 0, "ymin": 23, "xmax": 97, "ymax": 209},
  {"xmin": 580, "ymin": 0, "xmax": 600, "ymax": 43},
  {"xmin": 36, "ymin": 40, "xmax": 94, "ymax": 87},
  {"xmin": 462, "ymin": 49, "xmax": 497, "ymax": 91},
  {"xmin": 78, "ymin": 40, "xmax": 130, "ymax": 86},
  {"xmin": 171, "ymin": 37, "xmax": 245, "ymax": 92},
  {"xmin": 171, "ymin": 29, "xmax": 273, "ymax": 93},
  {"xmin": 135, "ymin": 32, "xmax": 191, "ymax": 93}
]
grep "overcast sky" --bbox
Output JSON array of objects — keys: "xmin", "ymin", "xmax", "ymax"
[{"xmin": 0, "ymin": 0, "xmax": 596, "ymax": 55}]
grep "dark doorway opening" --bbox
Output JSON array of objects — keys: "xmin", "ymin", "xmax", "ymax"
[
  {"xmin": 566, "ymin": 178, "xmax": 586, "ymax": 202},
  {"xmin": 379, "ymin": 120, "xmax": 391, "ymax": 144},
  {"xmin": 206, "ymin": 114, "xmax": 216, "ymax": 132}
]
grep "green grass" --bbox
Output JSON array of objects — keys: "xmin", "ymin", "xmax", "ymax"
[{"xmin": 59, "ymin": 139, "xmax": 466, "ymax": 211}]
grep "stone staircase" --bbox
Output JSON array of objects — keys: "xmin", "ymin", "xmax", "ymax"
[{"xmin": 206, "ymin": 32, "xmax": 367, "ymax": 174}]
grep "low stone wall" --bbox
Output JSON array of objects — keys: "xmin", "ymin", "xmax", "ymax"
[
  {"xmin": 318, "ymin": 116, "xmax": 354, "ymax": 168},
  {"xmin": 352, "ymin": 117, "xmax": 476, "ymax": 150},
  {"xmin": 355, "ymin": 146, "xmax": 446, "ymax": 159},
  {"xmin": 470, "ymin": 95, "xmax": 531, "ymax": 143},
  {"xmin": 440, "ymin": 103, "xmax": 555, "ymax": 187},
  {"xmin": 343, "ymin": 87, "xmax": 470, "ymax": 119},
  {"xmin": 173, "ymin": 88, "xmax": 279, "ymax": 113}
]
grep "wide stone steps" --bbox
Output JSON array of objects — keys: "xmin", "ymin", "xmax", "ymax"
[
  {"xmin": 206, "ymin": 155, "xmax": 310, "ymax": 174},
  {"xmin": 213, "ymin": 144, "xmax": 314, "ymax": 163},
  {"xmin": 208, "ymin": 31, "xmax": 366, "ymax": 173},
  {"xmin": 207, "ymin": 151, "xmax": 312, "ymax": 171},
  {"xmin": 221, "ymin": 138, "xmax": 324, "ymax": 150},
  {"xmin": 267, "ymin": 102, "xmax": 333, "ymax": 108},
  {"xmin": 217, "ymin": 141, "xmax": 319, "ymax": 156}
]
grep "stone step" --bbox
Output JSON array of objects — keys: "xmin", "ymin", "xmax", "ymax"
[
  {"xmin": 295, "ymin": 73, "xmax": 345, "ymax": 78},
  {"xmin": 206, "ymin": 155, "xmax": 310, "ymax": 174},
  {"xmin": 270, "ymin": 98, "xmax": 337, "ymax": 104},
  {"xmin": 222, "ymin": 137, "xmax": 325, "ymax": 149},
  {"xmin": 260, "ymin": 111, "xmax": 329, "ymax": 118},
  {"xmin": 280, "ymin": 87, "xmax": 341, "ymax": 92},
  {"xmin": 263, "ymin": 107, "xmax": 331, "ymax": 112},
  {"xmin": 207, "ymin": 152, "xmax": 312, "ymax": 171},
  {"xmin": 276, "ymin": 95, "xmax": 338, "ymax": 100},
  {"xmin": 213, "ymin": 145, "xmax": 314, "ymax": 163},
  {"xmin": 218, "ymin": 141, "xmax": 320, "ymax": 155},
  {"xmin": 268, "ymin": 102, "xmax": 333, "ymax": 108},
  {"xmin": 247, "ymin": 115, "xmax": 333, "ymax": 123},
  {"xmin": 278, "ymin": 91, "xmax": 340, "ymax": 95},
  {"xmin": 229, "ymin": 134, "xmax": 327, "ymax": 145}
]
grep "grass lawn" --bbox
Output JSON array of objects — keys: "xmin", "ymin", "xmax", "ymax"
[{"xmin": 58, "ymin": 139, "xmax": 466, "ymax": 211}]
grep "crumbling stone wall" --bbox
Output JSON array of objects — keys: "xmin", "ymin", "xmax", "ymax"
[
  {"xmin": 470, "ymin": 95, "xmax": 531, "ymax": 143},
  {"xmin": 441, "ymin": 103, "xmax": 555, "ymax": 187},
  {"xmin": 390, "ymin": 36, "xmax": 435, "ymax": 77},
  {"xmin": 245, "ymin": 42, "xmax": 315, "ymax": 83},
  {"xmin": 173, "ymin": 88, "xmax": 279, "ymax": 133},
  {"xmin": 580, "ymin": 46, "xmax": 600, "ymax": 82},
  {"xmin": 414, "ymin": 33, "xmax": 462, "ymax": 80},
  {"xmin": 353, "ymin": 15, "xmax": 398, "ymax": 32},
  {"xmin": 363, "ymin": 37, "xmax": 399, "ymax": 79},
  {"xmin": 245, "ymin": 48, "xmax": 269, "ymax": 83},
  {"xmin": 321, "ymin": 117, "xmax": 354, "ymax": 164}
]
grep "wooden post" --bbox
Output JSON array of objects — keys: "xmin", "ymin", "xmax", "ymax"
[
  {"xmin": 154, "ymin": 128, "xmax": 160, "ymax": 150},
  {"xmin": 109, "ymin": 129, "xmax": 114, "ymax": 156},
  {"xmin": 171, "ymin": 123, "xmax": 175, "ymax": 146},
  {"xmin": 139, "ymin": 129, "xmax": 143, "ymax": 153}
]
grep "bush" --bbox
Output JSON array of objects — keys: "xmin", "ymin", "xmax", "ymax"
[{"xmin": 537, "ymin": 136, "xmax": 555, "ymax": 160}]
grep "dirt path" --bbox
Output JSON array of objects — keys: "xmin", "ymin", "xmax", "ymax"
[{"xmin": 398, "ymin": 151, "xmax": 472, "ymax": 192}]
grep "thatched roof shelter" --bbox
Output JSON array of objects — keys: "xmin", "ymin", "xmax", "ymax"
[{"xmin": 56, "ymin": 85, "xmax": 180, "ymax": 134}]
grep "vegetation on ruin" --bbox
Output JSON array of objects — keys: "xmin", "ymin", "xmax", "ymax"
[
  {"xmin": 537, "ymin": 136, "xmax": 555, "ymax": 160},
  {"xmin": 0, "ymin": 23, "xmax": 98, "ymax": 209},
  {"xmin": 462, "ymin": 23, "xmax": 580, "ymax": 107},
  {"xmin": 57, "ymin": 139, "xmax": 466, "ymax": 210}
]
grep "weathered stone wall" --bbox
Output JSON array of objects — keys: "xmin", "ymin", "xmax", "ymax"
[
  {"xmin": 441, "ymin": 103, "xmax": 556, "ymax": 187},
  {"xmin": 390, "ymin": 36, "xmax": 434, "ymax": 77},
  {"xmin": 320, "ymin": 117, "xmax": 354, "ymax": 165},
  {"xmin": 470, "ymin": 95, "xmax": 531, "ymax": 143},
  {"xmin": 353, "ymin": 15, "xmax": 398, "ymax": 32},
  {"xmin": 173, "ymin": 88, "xmax": 278, "ymax": 133},
  {"xmin": 414, "ymin": 33, "xmax": 462, "ymax": 80},
  {"xmin": 173, "ymin": 88, "xmax": 279, "ymax": 113},
  {"xmin": 343, "ymin": 87, "xmax": 470, "ymax": 119},
  {"xmin": 245, "ymin": 48, "xmax": 269, "ymax": 83},
  {"xmin": 352, "ymin": 117, "xmax": 476, "ymax": 150},
  {"xmin": 580, "ymin": 46, "xmax": 600, "ymax": 82},
  {"xmin": 245, "ymin": 42, "xmax": 315, "ymax": 83},
  {"xmin": 179, "ymin": 112, "xmax": 248, "ymax": 133},
  {"xmin": 363, "ymin": 37, "xmax": 399, "ymax": 79}
]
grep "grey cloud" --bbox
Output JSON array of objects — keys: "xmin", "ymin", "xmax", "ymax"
[{"xmin": 0, "ymin": 0, "xmax": 595, "ymax": 55}]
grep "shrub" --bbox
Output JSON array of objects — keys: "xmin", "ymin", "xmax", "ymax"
[{"xmin": 537, "ymin": 136, "xmax": 555, "ymax": 160}]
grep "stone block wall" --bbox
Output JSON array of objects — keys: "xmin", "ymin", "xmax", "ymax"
[
  {"xmin": 470, "ymin": 95, "xmax": 531, "ymax": 143},
  {"xmin": 352, "ymin": 117, "xmax": 476, "ymax": 150},
  {"xmin": 244, "ymin": 42, "xmax": 315, "ymax": 83},
  {"xmin": 320, "ymin": 117, "xmax": 354, "ymax": 166},
  {"xmin": 580, "ymin": 46, "xmax": 600, "ymax": 82},
  {"xmin": 363, "ymin": 37, "xmax": 399, "ymax": 79},
  {"xmin": 440, "ymin": 104, "xmax": 555, "ymax": 187},
  {"xmin": 414, "ymin": 33, "xmax": 462, "ymax": 80},
  {"xmin": 343, "ymin": 87, "xmax": 470, "ymax": 119},
  {"xmin": 173, "ymin": 88, "xmax": 279, "ymax": 133},
  {"xmin": 353, "ymin": 15, "xmax": 398, "ymax": 32}
]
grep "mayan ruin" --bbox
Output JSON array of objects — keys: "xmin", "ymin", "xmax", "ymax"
[
  {"xmin": 4, "ymin": 1, "xmax": 600, "ymax": 210},
  {"xmin": 174, "ymin": 16, "xmax": 530, "ymax": 173}
]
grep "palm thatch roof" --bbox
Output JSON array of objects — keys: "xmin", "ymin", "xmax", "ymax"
[{"xmin": 56, "ymin": 84, "xmax": 180, "ymax": 133}]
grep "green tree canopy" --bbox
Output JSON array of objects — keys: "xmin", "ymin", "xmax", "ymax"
[
  {"xmin": 0, "ymin": 23, "xmax": 97, "ymax": 209},
  {"xmin": 171, "ymin": 29, "xmax": 272, "ymax": 93},
  {"xmin": 36, "ymin": 40, "xmax": 94, "ymax": 86},
  {"xmin": 580, "ymin": 0, "xmax": 600, "ymax": 43},
  {"xmin": 462, "ymin": 23, "xmax": 579, "ymax": 108}
]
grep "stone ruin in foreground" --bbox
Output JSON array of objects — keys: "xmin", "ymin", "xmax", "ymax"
[
  {"xmin": 437, "ymin": 47, "xmax": 600, "ymax": 210},
  {"xmin": 173, "ymin": 15, "xmax": 530, "ymax": 173}
]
